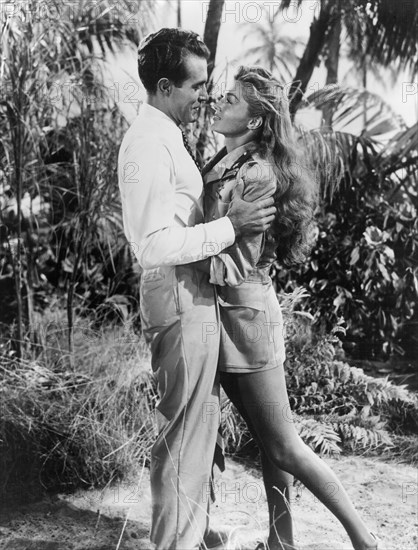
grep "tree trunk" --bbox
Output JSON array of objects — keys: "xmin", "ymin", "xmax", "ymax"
[
  {"xmin": 196, "ymin": 0, "xmax": 225, "ymax": 163},
  {"xmin": 177, "ymin": 0, "xmax": 182, "ymax": 28},
  {"xmin": 203, "ymin": 0, "xmax": 225, "ymax": 84},
  {"xmin": 322, "ymin": 10, "xmax": 341, "ymax": 128},
  {"xmin": 288, "ymin": 0, "xmax": 333, "ymax": 118}
]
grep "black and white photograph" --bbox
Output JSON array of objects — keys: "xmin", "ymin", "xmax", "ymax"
[{"xmin": 0, "ymin": 1, "xmax": 417, "ymax": 549}]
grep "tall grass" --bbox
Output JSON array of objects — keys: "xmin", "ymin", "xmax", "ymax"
[{"xmin": 0, "ymin": 308, "xmax": 157, "ymax": 505}]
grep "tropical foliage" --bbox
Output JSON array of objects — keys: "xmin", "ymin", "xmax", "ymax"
[
  {"xmin": 0, "ymin": 1, "xmax": 153, "ymax": 356},
  {"xmin": 280, "ymin": 0, "xmax": 417, "ymax": 115},
  {"xmin": 222, "ymin": 290, "xmax": 418, "ymax": 459},
  {"xmin": 279, "ymin": 87, "xmax": 418, "ymax": 358}
]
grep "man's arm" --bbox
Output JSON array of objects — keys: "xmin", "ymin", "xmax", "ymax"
[
  {"xmin": 119, "ymin": 137, "xmax": 236, "ymax": 269},
  {"xmin": 193, "ymin": 162, "xmax": 277, "ymax": 281}
]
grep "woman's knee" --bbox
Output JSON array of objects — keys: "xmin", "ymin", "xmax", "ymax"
[{"xmin": 265, "ymin": 437, "xmax": 309, "ymax": 473}]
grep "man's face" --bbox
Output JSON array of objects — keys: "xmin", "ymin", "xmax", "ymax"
[{"xmin": 169, "ymin": 54, "xmax": 208, "ymax": 125}]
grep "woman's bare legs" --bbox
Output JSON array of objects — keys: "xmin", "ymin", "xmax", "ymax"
[
  {"xmin": 221, "ymin": 367, "xmax": 377, "ymax": 550},
  {"xmin": 259, "ymin": 451, "xmax": 294, "ymax": 549},
  {"xmin": 221, "ymin": 372, "xmax": 295, "ymax": 550}
]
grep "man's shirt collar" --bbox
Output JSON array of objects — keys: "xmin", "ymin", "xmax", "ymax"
[{"xmin": 141, "ymin": 102, "xmax": 182, "ymax": 134}]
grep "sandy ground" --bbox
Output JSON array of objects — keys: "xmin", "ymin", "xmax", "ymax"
[{"xmin": 0, "ymin": 455, "xmax": 416, "ymax": 550}]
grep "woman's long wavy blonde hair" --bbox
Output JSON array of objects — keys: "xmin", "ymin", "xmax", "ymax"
[{"xmin": 235, "ymin": 65, "xmax": 317, "ymax": 265}]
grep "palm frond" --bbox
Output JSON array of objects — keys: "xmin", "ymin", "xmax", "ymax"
[
  {"xmin": 345, "ymin": 0, "xmax": 418, "ymax": 77},
  {"xmin": 296, "ymin": 84, "xmax": 417, "ymax": 200},
  {"xmin": 282, "ymin": 0, "xmax": 417, "ymax": 76},
  {"xmin": 305, "ymin": 85, "xmax": 406, "ymax": 135},
  {"xmin": 377, "ymin": 123, "xmax": 418, "ymax": 174},
  {"xmin": 67, "ymin": 0, "xmax": 155, "ymax": 52},
  {"xmin": 296, "ymin": 125, "xmax": 380, "ymax": 198}
]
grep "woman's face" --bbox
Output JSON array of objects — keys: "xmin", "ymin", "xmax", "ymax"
[{"xmin": 210, "ymin": 80, "xmax": 254, "ymax": 137}]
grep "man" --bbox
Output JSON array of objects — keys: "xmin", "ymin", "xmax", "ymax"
[{"xmin": 118, "ymin": 28, "xmax": 276, "ymax": 550}]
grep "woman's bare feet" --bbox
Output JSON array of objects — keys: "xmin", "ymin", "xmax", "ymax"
[{"xmin": 353, "ymin": 532, "xmax": 379, "ymax": 550}]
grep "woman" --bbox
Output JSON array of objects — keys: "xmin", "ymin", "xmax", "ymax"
[{"xmin": 202, "ymin": 66, "xmax": 379, "ymax": 550}]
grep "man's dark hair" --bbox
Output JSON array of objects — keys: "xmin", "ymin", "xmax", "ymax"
[{"xmin": 137, "ymin": 28, "xmax": 210, "ymax": 94}]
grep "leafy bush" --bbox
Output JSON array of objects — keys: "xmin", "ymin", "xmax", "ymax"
[
  {"xmin": 222, "ymin": 289, "xmax": 418, "ymax": 463},
  {"xmin": 275, "ymin": 106, "xmax": 418, "ymax": 360}
]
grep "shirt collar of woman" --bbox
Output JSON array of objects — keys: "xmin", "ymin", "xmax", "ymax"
[{"xmin": 214, "ymin": 140, "xmax": 258, "ymax": 177}]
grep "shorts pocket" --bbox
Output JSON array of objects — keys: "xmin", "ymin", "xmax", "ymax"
[
  {"xmin": 217, "ymin": 281, "xmax": 264, "ymax": 310},
  {"xmin": 217, "ymin": 283, "xmax": 269, "ymax": 369}
]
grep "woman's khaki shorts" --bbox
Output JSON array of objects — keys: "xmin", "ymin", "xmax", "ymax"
[{"xmin": 217, "ymin": 280, "xmax": 286, "ymax": 373}]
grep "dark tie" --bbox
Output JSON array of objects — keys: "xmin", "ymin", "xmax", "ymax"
[{"xmin": 181, "ymin": 130, "xmax": 201, "ymax": 171}]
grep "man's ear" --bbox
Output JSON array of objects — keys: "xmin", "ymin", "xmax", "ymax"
[
  {"xmin": 157, "ymin": 78, "xmax": 171, "ymax": 95},
  {"xmin": 247, "ymin": 116, "xmax": 262, "ymax": 130}
]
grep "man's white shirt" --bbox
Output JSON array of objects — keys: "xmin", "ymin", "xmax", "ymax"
[{"xmin": 118, "ymin": 103, "xmax": 235, "ymax": 270}]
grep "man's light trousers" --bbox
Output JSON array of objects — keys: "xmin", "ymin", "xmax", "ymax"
[{"xmin": 140, "ymin": 264, "xmax": 220, "ymax": 550}]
